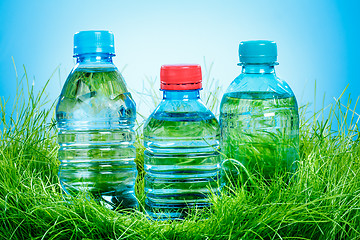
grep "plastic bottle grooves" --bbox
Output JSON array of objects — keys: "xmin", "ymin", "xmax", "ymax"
[
  {"xmin": 144, "ymin": 145, "xmax": 221, "ymax": 213},
  {"xmin": 58, "ymin": 125, "xmax": 136, "ymax": 200}
]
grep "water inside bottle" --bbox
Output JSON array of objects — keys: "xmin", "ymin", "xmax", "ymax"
[
  {"xmin": 144, "ymin": 111, "xmax": 220, "ymax": 219},
  {"xmin": 220, "ymin": 91, "xmax": 299, "ymax": 184},
  {"xmin": 56, "ymin": 67, "xmax": 137, "ymax": 209}
]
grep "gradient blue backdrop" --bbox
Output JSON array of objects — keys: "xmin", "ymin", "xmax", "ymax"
[{"xmin": 0, "ymin": 0, "xmax": 359, "ymax": 117}]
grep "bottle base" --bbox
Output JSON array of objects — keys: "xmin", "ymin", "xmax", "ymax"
[
  {"xmin": 145, "ymin": 201, "xmax": 211, "ymax": 220},
  {"xmin": 61, "ymin": 186, "xmax": 138, "ymax": 210},
  {"xmin": 95, "ymin": 191, "xmax": 138, "ymax": 210}
]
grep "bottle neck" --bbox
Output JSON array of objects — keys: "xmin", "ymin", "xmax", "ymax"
[
  {"xmin": 163, "ymin": 89, "xmax": 200, "ymax": 100},
  {"xmin": 76, "ymin": 53, "xmax": 114, "ymax": 64},
  {"xmin": 241, "ymin": 63, "xmax": 276, "ymax": 74}
]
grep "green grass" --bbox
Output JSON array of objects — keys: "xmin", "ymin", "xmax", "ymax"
[{"xmin": 0, "ymin": 66, "xmax": 359, "ymax": 240}]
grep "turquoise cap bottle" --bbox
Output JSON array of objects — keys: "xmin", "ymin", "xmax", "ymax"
[{"xmin": 220, "ymin": 40, "xmax": 299, "ymax": 186}]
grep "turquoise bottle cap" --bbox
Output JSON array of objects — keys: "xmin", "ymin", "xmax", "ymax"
[
  {"xmin": 239, "ymin": 40, "xmax": 277, "ymax": 64},
  {"xmin": 73, "ymin": 30, "xmax": 115, "ymax": 56}
]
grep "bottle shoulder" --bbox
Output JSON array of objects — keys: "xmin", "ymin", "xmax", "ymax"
[
  {"xmin": 61, "ymin": 65, "xmax": 128, "ymax": 96},
  {"xmin": 144, "ymin": 98, "xmax": 219, "ymax": 130},
  {"xmin": 225, "ymin": 73, "xmax": 295, "ymax": 98},
  {"xmin": 150, "ymin": 98, "xmax": 216, "ymax": 119},
  {"xmin": 143, "ymin": 108, "xmax": 219, "ymax": 141},
  {"xmin": 56, "ymin": 66, "xmax": 135, "ymax": 121},
  {"xmin": 74, "ymin": 63, "xmax": 119, "ymax": 72}
]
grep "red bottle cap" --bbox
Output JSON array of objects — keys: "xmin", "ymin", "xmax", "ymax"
[{"xmin": 160, "ymin": 64, "xmax": 202, "ymax": 90}]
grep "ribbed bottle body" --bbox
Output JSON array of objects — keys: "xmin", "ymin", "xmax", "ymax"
[
  {"xmin": 56, "ymin": 67, "xmax": 137, "ymax": 209},
  {"xmin": 143, "ymin": 91, "xmax": 220, "ymax": 219}
]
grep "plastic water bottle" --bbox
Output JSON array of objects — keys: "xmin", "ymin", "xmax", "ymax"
[
  {"xmin": 56, "ymin": 31, "xmax": 137, "ymax": 209},
  {"xmin": 220, "ymin": 40, "xmax": 299, "ymax": 185},
  {"xmin": 143, "ymin": 64, "xmax": 221, "ymax": 219}
]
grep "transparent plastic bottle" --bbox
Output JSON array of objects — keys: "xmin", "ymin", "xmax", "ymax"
[
  {"xmin": 220, "ymin": 40, "xmax": 299, "ymax": 185},
  {"xmin": 143, "ymin": 64, "xmax": 220, "ymax": 219},
  {"xmin": 56, "ymin": 31, "xmax": 137, "ymax": 209}
]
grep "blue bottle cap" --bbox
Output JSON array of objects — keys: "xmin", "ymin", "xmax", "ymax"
[
  {"xmin": 239, "ymin": 40, "xmax": 277, "ymax": 64},
  {"xmin": 73, "ymin": 30, "xmax": 115, "ymax": 56}
]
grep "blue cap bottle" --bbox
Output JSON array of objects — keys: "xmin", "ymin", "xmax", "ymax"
[{"xmin": 56, "ymin": 30, "xmax": 138, "ymax": 210}]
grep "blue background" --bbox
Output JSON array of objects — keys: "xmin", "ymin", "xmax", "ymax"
[{"xmin": 0, "ymin": 0, "xmax": 359, "ymax": 117}]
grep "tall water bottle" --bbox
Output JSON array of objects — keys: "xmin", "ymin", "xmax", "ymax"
[
  {"xmin": 220, "ymin": 40, "xmax": 299, "ymax": 185},
  {"xmin": 56, "ymin": 31, "xmax": 137, "ymax": 209},
  {"xmin": 143, "ymin": 64, "xmax": 221, "ymax": 219}
]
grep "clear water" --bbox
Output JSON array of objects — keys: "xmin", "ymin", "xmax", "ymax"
[
  {"xmin": 143, "ymin": 111, "xmax": 220, "ymax": 219},
  {"xmin": 56, "ymin": 67, "xmax": 137, "ymax": 209},
  {"xmin": 220, "ymin": 91, "xmax": 299, "ymax": 183}
]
